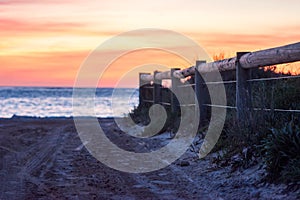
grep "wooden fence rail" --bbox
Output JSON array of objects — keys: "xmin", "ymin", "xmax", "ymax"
[
  {"xmin": 138, "ymin": 42, "xmax": 300, "ymax": 127},
  {"xmin": 140, "ymin": 42, "xmax": 300, "ymax": 81}
]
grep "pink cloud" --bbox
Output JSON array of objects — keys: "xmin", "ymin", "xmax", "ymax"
[
  {"xmin": 0, "ymin": 18, "xmax": 85, "ymax": 33},
  {"xmin": 0, "ymin": 17, "xmax": 118, "ymax": 38},
  {"xmin": 0, "ymin": 0, "xmax": 78, "ymax": 5}
]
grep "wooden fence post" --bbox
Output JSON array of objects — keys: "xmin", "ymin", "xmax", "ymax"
[
  {"xmin": 195, "ymin": 60, "xmax": 208, "ymax": 126},
  {"xmin": 153, "ymin": 71, "xmax": 162, "ymax": 104},
  {"xmin": 236, "ymin": 52, "xmax": 252, "ymax": 127},
  {"xmin": 187, "ymin": 75, "xmax": 195, "ymax": 105},
  {"xmin": 171, "ymin": 68, "xmax": 181, "ymax": 114},
  {"xmin": 139, "ymin": 73, "xmax": 151, "ymax": 105}
]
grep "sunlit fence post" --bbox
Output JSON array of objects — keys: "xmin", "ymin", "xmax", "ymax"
[
  {"xmin": 139, "ymin": 73, "xmax": 151, "ymax": 105},
  {"xmin": 171, "ymin": 68, "xmax": 181, "ymax": 114},
  {"xmin": 195, "ymin": 60, "xmax": 208, "ymax": 127},
  {"xmin": 153, "ymin": 71, "xmax": 162, "ymax": 104}
]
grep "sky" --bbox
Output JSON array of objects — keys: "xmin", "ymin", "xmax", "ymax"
[{"xmin": 0, "ymin": 0, "xmax": 299, "ymax": 87}]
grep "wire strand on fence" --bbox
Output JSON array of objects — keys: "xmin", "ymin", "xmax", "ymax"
[
  {"xmin": 142, "ymin": 86, "xmax": 154, "ymax": 89},
  {"xmin": 160, "ymin": 102, "xmax": 171, "ymax": 106},
  {"xmin": 143, "ymin": 100, "xmax": 154, "ymax": 103},
  {"xmin": 204, "ymin": 80, "xmax": 237, "ymax": 85},
  {"xmin": 253, "ymin": 108, "xmax": 300, "ymax": 113},
  {"xmin": 179, "ymin": 104, "xmax": 196, "ymax": 107},
  {"xmin": 203, "ymin": 104, "xmax": 237, "ymax": 109},
  {"xmin": 247, "ymin": 74, "xmax": 300, "ymax": 82},
  {"xmin": 141, "ymin": 100, "xmax": 300, "ymax": 113},
  {"xmin": 177, "ymin": 83, "xmax": 196, "ymax": 88},
  {"xmin": 203, "ymin": 104, "xmax": 300, "ymax": 113}
]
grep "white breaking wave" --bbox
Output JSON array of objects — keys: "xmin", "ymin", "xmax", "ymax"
[{"xmin": 0, "ymin": 87, "xmax": 139, "ymax": 118}]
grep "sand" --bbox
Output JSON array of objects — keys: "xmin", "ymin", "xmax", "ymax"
[{"xmin": 0, "ymin": 117, "xmax": 299, "ymax": 199}]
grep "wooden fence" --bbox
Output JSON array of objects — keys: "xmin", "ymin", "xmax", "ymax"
[{"xmin": 138, "ymin": 42, "xmax": 300, "ymax": 126}]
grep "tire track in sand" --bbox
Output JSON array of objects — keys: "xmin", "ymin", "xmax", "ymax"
[{"xmin": 0, "ymin": 125, "xmax": 68, "ymax": 199}]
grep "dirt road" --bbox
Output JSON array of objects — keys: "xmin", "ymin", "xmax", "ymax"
[{"xmin": 0, "ymin": 118, "xmax": 298, "ymax": 199}]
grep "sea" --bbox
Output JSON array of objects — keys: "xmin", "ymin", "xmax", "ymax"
[{"xmin": 0, "ymin": 87, "xmax": 139, "ymax": 118}]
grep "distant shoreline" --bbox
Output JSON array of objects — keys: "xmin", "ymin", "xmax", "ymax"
[
  {"xmin": 0, "ymin": 115, "xmax": 120, "ymax": 120},
  {"xmin": 0, "ymin": 86, "xmax": 137, "ymax": 89}
]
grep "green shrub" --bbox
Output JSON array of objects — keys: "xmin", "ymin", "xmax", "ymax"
[
  {"xmin": 260, "ymin": 119, "xmax": 300, "ymax": 182},
  {"xmin": 129, "ymin": 102, "xmax": 180, "ymax": 133}
]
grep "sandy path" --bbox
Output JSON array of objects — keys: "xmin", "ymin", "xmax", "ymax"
[
  {"xmin": 0, "ymin": 118, "xmax": 298, "ymax": 199},
  {"xmin": 0, "ymin": 120, "xmax": 70, "ymax": 199}
]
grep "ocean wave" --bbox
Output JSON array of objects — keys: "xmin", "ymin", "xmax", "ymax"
[{"xmin": 0, "ymin": 87, "xmax": 139, "ymax": 118}]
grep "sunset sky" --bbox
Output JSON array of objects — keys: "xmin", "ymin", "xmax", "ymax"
[{"xmin": 0, "ymin": 0, "xmax": 299, "ymax": 87}]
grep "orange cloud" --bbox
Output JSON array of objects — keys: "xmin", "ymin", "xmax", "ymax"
[
  {"xmin": 0, "ymin": 11, "xmax": 299, "ymax": 88},
  {"xmin": 98, "ymin": 49, "xmax": 191, "ymax": 88},
  {"xmin": 1, "ymin": 33, "xmax": 299, "ymax": 88},
  {"xmin": 187, "ymin": 31, "xmax": 300, "ymax": 52},
  {"xmin": 0, "ymin": 50, "xmax": 89, "ymax": 87}
]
